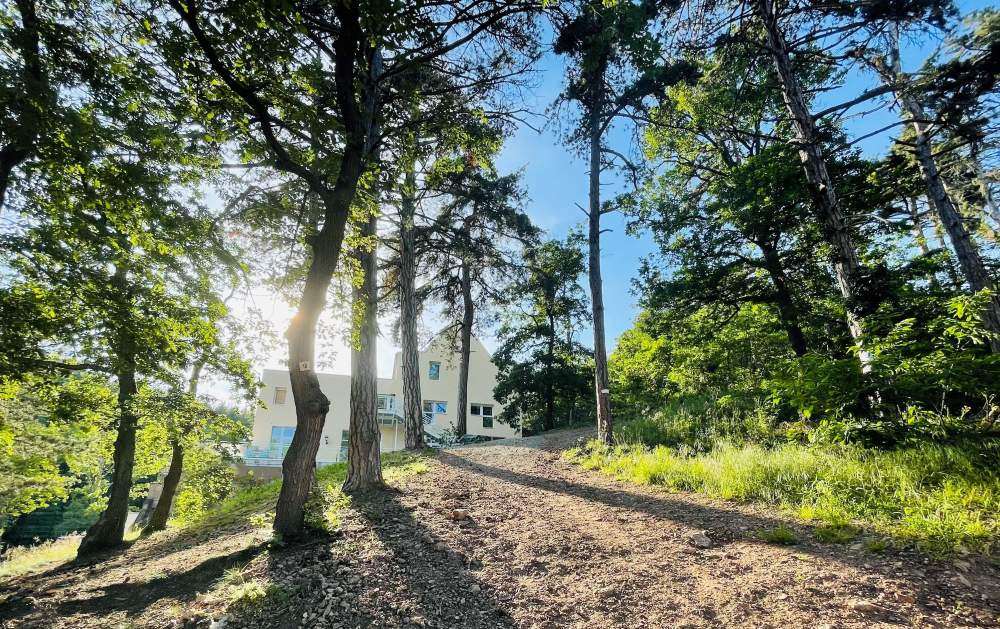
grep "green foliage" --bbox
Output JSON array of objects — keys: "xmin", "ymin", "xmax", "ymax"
[
  {"xmin": 0, "ymin": 376, "xmax": 110, "ymax": 526},
  {"xmin": 170, "ymin": 449, "xmax": 239, "ymax": 526},
  {"xmin": 494, "ymin": 235, "xmax": 594, "ymax": 432},
  {"xmin": 611, "ymin": 305, "xmax": 795, "ymax": 411},
  {"xmin": 768, "ymin": 291, "xmax": 1000, "ymax": 444},
  {"xmin": 613, "ymin": 396, "xmax": 781, "ymax": 452}
]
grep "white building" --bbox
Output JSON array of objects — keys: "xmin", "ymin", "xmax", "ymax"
[{"xmin": 244, "ymin": 334, "xmax": 518, "ymax": 467}]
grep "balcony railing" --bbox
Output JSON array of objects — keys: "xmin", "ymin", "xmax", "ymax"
[{"xmin": 243, "ymin": 444, "xmax": 289, "ymax": 467}]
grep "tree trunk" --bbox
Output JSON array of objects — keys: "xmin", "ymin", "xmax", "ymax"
[
  {"xmin": 144, "ymin": 441, "xmax": 183, "ymax": 532},
  {"xmin": 1, "ymin": 0, "xmax": 48, "ymax": 215},
  {"xmin": 898, "ymin": 98, "xmax": 1000, "ymax": 350},
  {"xmin": 588, "ymin": 92, "xmax": 613, "ymax": 444},
  {"xmin": 759, "ymin": 243, "xmax": 808, "ymax": 357},
  {"xmin": 399, "ymin": 161, "xmax": 424, "ymax": 449},
  {"xmin": 344, "ymin": 210, "xmax": 384, "ymax": 493},
  {"xmin": 757, "ymin": 0, "xmax": 872, "ymax": 368},
  {"xmin": 456, "ymin": 260, "xmax": 474, "ymax": 437},
  {"xmin": 273, "ymin": 26, "xmax": 377, "ymax": 538},
  {"xmin": 143, "ymin": 362, "xmax": 204, "ymax": 533},
  {"xmin": 543, "ymin": 312, "xmax": 557, "ymax": 431},
  {"xmin": 78, "ymin": 273, "xmax": 138, "ymax": 556}
]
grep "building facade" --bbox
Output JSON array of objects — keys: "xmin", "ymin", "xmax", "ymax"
[{"xmin": 244, "ymin": 334, "xmax": 517, "ymax": 467}]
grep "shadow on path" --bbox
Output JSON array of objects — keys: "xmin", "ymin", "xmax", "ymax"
[{"xmin": 437, "ymin": 449, "xmax": 999, "ymax": 617}]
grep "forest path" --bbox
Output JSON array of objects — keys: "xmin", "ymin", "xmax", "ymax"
[
  {"xmin": 3, "ymin": 429, "xmax": 999, "ymax": 628},
  {"xmin": 394, "ymin": 428, "xmax": 999, "ymax": 628}
]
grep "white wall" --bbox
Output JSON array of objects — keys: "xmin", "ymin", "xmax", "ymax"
[{"xmin": 248, "ymin": 334, "xmax": 518, "ymax": 464}]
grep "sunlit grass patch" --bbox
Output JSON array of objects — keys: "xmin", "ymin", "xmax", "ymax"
[
  {"xmin": 565, "ymin": 433, "xmax": 1000, "ymax": 555},
  {"xmin": 0, "ymin": 535, "xmax": 81, "ymax": 578}
]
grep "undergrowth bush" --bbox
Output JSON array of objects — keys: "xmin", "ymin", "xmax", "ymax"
[{"xmin": 614, "ymin": 395, "xmax": 783, "ymax": 452}]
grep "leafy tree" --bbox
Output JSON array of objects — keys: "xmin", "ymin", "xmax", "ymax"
[
  {"xmin": 140, "ymin": 384, "xmax": 250, "ymax": 533},
  {"xmin": 494, "ymin": 236, "xmax": 593, "ymax": 432},
  {"xmin": 0, "ymin": 0, "xmax": 54, "ymax": 212},
  {"xmin": 637, "ymin": 45, "xmax": 865, "ymax": 358},
  {"xmin": 380, "ymin": 88, "xmax": 508, "ymax": 451},
  {"xmin": 421, "ymin": 164, "xmax": 537, "ymax": 436},
  {"xmin": 0, "ymin": 376, "xmax": 111, "ymax": 526},
  {"xmin": 0, "ymin": 1, "xmax": 241, "ymax": 554}
]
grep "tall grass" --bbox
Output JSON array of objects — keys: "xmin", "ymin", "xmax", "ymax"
[
  {"xmin": 0, "ymin": 535, "xmax": 82, "ymax": 578},
  {"xmin": 614, "ymin": 395, "xmax": 783, "ymax": 452},
  {"xmin": 566, "ymin": 432, "xmax": 1000, "ymax": 554}
]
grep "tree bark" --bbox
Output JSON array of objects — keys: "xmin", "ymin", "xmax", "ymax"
[
  {"xmin": 399, "ymin": 161, "xmax": 425, "ymax": 449},
  {"xmin": 543, "ymin": 311, "xmax": 557, "ymax": 431},
  {"xmin": 759, "ymin": 243, "xmax": 808, "ymax": 357},
  {"xmin": 78, "ymin": 268, "xmax": 138, "ymax": 556},
  {"xmin": 343, "ymin": 209, "xmax": 384, "ymax": 493},
  {"xmin": 456, "ymin": 260, "xmax": 474, "ymax": 437},
  {"xmin": 144, "ymin": 441, "xmax": 183, "ymax": 532},
  {"xmin": 869, "ymin": 47, "xmax": 1000, "ymax": 351},
  {"xmin": 757, "ymin": 0, "xmax": 872, "ymax": 369},
  {"xmin": 588, "ymin": 90, "xmax": 613, "ymax": 444}
]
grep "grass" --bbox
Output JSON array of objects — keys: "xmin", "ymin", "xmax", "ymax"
[
  {"xmin": 1, "ymin": 449, "xmax": 434, "ymax": 580},
  {"xmin": 565, "ymin": 435, "xmax": 1000, "ymax": 555},
  {"xmin": 182, "ymin": 448, "xmax": 433, "ymax": 534},
  {"xmin": 815, "ymin": 523, "xmax": 860, "ymax": 544},
  {"xmin": 759, "ymin": 526, "xmax": 798, "ymax": 545},
  {"xmin": 0, "ymin": 535, "xmax": 82, "ymax": 578}
]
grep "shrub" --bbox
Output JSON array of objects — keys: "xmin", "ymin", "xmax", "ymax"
[{"xmin": 768, "ymin": 292, "xmax": 1000, "ymax": 446}]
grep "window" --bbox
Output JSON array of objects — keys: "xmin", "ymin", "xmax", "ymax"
[
  {"xmin": 270, "ymin": 426, "xmax": 295, "ymax": 448},
  {"xmin": 471, "ymin": 404, "xmax": 493, "ymax": 416},
  {"xmin": 472, "ymin": 404, "xmax": 494, "ymax": 428},
  {"xmin": 422, "ymin": 400, "xmax": 447, "ymax": 425},
  {"xmin": 377, "ymin": 393, "xmax": 395, "ymax": 411},
  {"xmin": 339, "ymin": 430, "xmax": 350, "ymax": 461},
  {"xmin": 273, "ymin": 387, "xmax": 287, "ymax": 405},
  {"xmin": 428, "ymin": 361, "xmax": 441, "ymax": 380}
]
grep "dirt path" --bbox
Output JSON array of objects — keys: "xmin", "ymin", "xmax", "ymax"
[
  {"xmin": 3, "ymin": 429, "xmax": 999, "ymax": 628},
  {"xmin": 395, "ymin": 429, "xmax": 999, "ymax": 628}
]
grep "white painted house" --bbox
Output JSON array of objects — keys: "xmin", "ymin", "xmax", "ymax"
[{"xmin": 244, "ymin": 334, "xmax": 518, "ymax": 467}]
